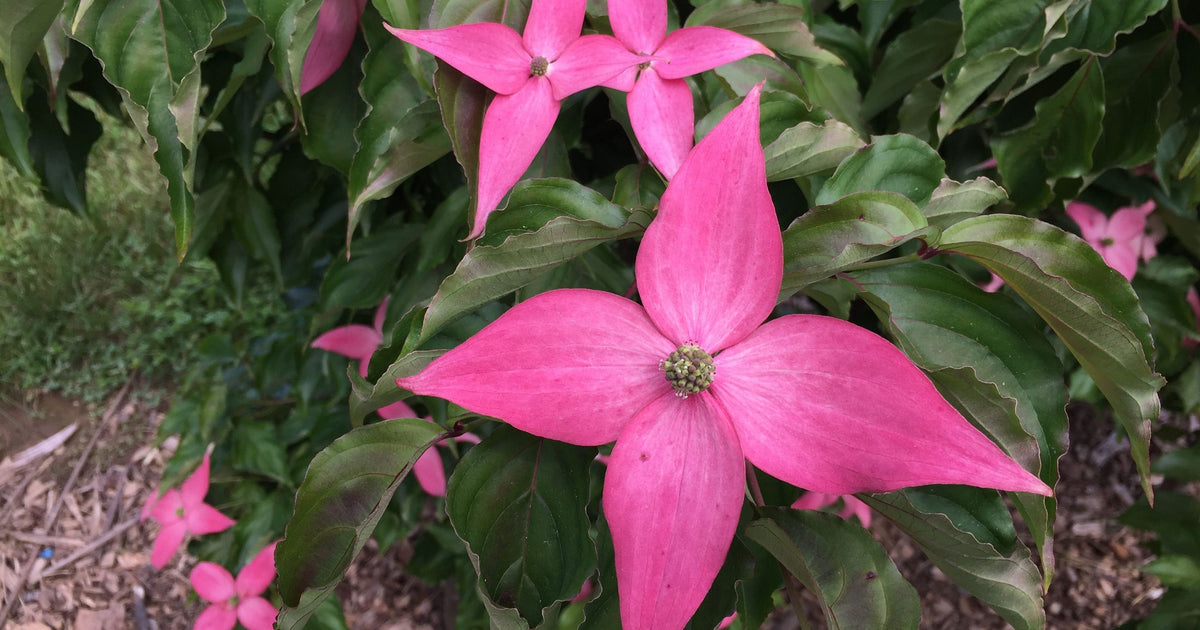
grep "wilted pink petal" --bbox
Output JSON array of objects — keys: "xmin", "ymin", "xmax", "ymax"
[
  {"xmin": 194, "ymin": 605, "xmax": 238, "ymax": 630},
  {"xmin": 150, "ymin": 521, "xmax": 188, "ymax": 570},
  {"xmin": 191, "ymin": 562, "xmax": 237, "ymax": 603},
  {"xmin": 471, "ymin": 76, "xmax": 562, "ymax": 239},
  {"xmin": 235, "ymin": 542, "xmax": 278, "ymax": 597},
  {"xmin": 550, "ymin": 35, "xmax": 647, "ymax": 100},
  {"xmin": 522, "ymin": 0, "xmax": 586, "ymax": 58},
  {"xmin": 626, "ymin": 71, "xmax": 694, "ymax": 179},
  {"xmin": 636, "ymin": 85, "xmax": 778, "ymax": 351},
  {"xmin": 653, "ymin": 26, "xmax": 772, "ymax": 80},
  {"xmin": 413, "ymin": 449, "xmax": 447, "ymax": 496},
  {"xmin": 300, "ymin": 0, "xmax": 369, "ymax": 94},
  {"xmin": 237, "ymin": 597, "xmax": 279, "ymax": 630},
  {"xmin": 713, "ymin": 315, "xmax": 1052, "ymax": 496},
  {"xmin": 608, "ymin": 0, "xmax": 667, "ymax": 53},
  {"xmin": 398, "ymin": 289, "xmax": 675, "ymax": 446},
  {"xmin": 384, "ymin": 23, "xmax": 532, "ymax": 95},
  {"xmin": 605, "ymin": 393, "xmax": 745, "ymax": 630}
]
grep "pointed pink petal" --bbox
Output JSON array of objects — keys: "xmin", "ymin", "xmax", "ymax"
[
  {"xmin": 413, "ymin": 449, "xmax": 448, "ymax": 496},
  {"xmin": 471, "ymin": 76, "xmax": 561, "ymax": 239},
  {"xmin": 1065, "ymin": 201, "xmax": 1108, "ymax": 245},
  {"xmin": 186, "ymin": 502, "xmax": 236, "ymax": 536},
  {"xmin": 981, "ymin": 272, "xmax": 1005, "ymax": 293},
  {"xmin": 311, "ymin": 324, "xmax": 381, "ymax": 361},
  {"xmin": 141, "ymin": 488, "xmax": 161, "ymax": 521},
  {"xmin": 1102, "ymin": 244, "xmax": 1140, "ymax": 281},
  {"xmin": 636, "ymin": 85, "xmax": 779, "ymax": 351},
  {"xmin": 790, "ymin": 491, "xmax": 837, "ymax": 511},
  {"xmin": 1108, "ymin": 204, "xmax": 1151, "ymax": 242},
  {"xmin": 398, "ymin": 289, "xmax": 675, "ymax": 445},
  {"xmin": 237, "ymin": 597, "xmax": 279, "ymax": 630},
  {"xmin": 236, "ymin": 542, "xmax": 278, "ymax": 597},
  {"xmin": 653, "ymin": 26, "xmax": 773, "ymax": 80},
  {"xmin": 180, "ymin": 452, "xmax": 213, "ymax": 506},
  {"xmin": 626, "ymin": 71, "xmax": 694, "ymax": 178},
  {"xmin": 549, "ymin": 35, "xmax": 647, "ymax": 100},
  {"xmin": 602, "ymin": 65, "xmax": 640, "ymax": 91},
  {"xmin": 191, "ymin": 562, "xmax": 237, "ymax": 603},
  {"xmin": 149, "ymin": 489, "xmax": 184, "ymax": 525},
  {"xmin": 719, "ymin": 614, "xmax": 738, "ymax": 629},
  {"xmin": 714, "ymin": 315, "xmax": 1053, "ymax": 496},
  {"xmin": 608, "ymin": 0, "xmax": 666, "ymax": 53},
  {"xmin": 151, "ymin": 521, "xmax": 188, "ymax": 569},
  {"xmin": 373, "ymin": 296, "xmax": 391, "ymax": 335},
  {"xmin": 604, "ymin": 392, "xmax": 745, "ymax": 630},
  {"xmin": 841, "ymin": 496, "xmax": 873, "ymax": 528},
  {"xmin": 522, "ymin": 0, "xmax": 586, "ymax": 58},
  {"xmin": 377, "ymin": 400, "xmax": 418, "ymax": 420},
  {"xmin": 194, "ymin": 605, "xmax": 238, "ymax": 630},
  {"xmin": 300, "ymin": 0, "xmax": 369, "ymax": 94},
  {"xmin": 384, "ymin": 23, "xmax": 531, "ymax": 95},
  {"xmin": 455, "ymin": 432, "xmax": 482, "ymax": 445}
]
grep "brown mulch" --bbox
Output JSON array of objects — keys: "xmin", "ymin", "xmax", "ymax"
[{"xmin": 0, "ymin": 385, "xmax": 1192, "ymax": 629}]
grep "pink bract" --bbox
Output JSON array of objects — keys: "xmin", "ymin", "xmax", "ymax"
[
  {"xmin": 146, "ymin": 452, "xmax": 236, "ymax": 570},
  {"xmin": 792, "ymin": 491, "xmax": 873, "ymax": 528},
  {"xmin": 300, "ymin": 0, "xmax": 370, "ymax": 94},
  {"xmin": 605, "ymin": 0, "xmax": 773, "ymax": 178},
  {"xmin": 190, "ymin": 542, "xmax": 279, "ymax": 630},
  {"xmin": 311, "ymin": 297, "xmax": 389, "ymax": 378},
  {"xmin": 385, "ymin": 0, "xmax": 644, "ymax": 239},
  {"xmin": 397, "ymin": 85, "xmax": 1051, "ymax": 629},
  {"xmin": 1065, "ymin": 200, "xmax": 1160, "ymax": 281}
]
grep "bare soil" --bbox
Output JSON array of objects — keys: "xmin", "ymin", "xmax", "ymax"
[{"xmin": 0, "ymin": 385, "xmax": 1188, "ymax": 629}]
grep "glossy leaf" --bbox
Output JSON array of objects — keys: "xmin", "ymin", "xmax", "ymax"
[
  {"xmin": 923, "ymin": 177, "xmax": 1007, "ymax": 230},
  {"xmin": 1040, "ymin": 0, "xmax": 1168, "ymax": 58},
  {"xmin": 243, "ymin": 0, "xmax": 319, "ymax": 114},
  {"xmin": 434, "ymin": 63, "xmax": 488, "ymax": 231},
  {"xmin": 1093, "ymin": 32, "xmax": 1175, "ymax": 171},
  {"xmin": 862, "ymin": 18, "xmax": 960, "ymax": 120},
  {"xmin": 745, "ymin": 508, "xmax": 919, "ymax": 629},
  {"xmin": 796, "ymin": 61, "xmax": 866, "ymax": 136},
  {"xmin": 815, "ymin": 133, "xmax": 945, "ymax": 206},
  {"xmin": 319, "ymin": 222, "xmax": 419, "ymax": 312},
  {"xmin": 780, "ymin": 191, "xmax": 933, "ymax": 296},
  {"xmin": 860, "ymin": 488, "xmax": 1045, "ymax": 630},
  {"xmin": 764, "ymin": 119, "xmax": 864, "ymax": 182},
  {"xmin": 276, "ymin": 417, "xmax": 444, "ymax": 628},
  {"xmin": 0, "ymin": 74, "xmax": 33, "ymax": 177},
  {"xmin": 940, "ymin": 214, "xmax": 1163, "ymax": 499},
  {"xmin": 687, "ymin": 3, "xmax": 841, "ymax": 67},
  {"xmin": 0, "ymin": 0, "xmax": 65, "ymax": 106},
  {"xmin": 446, "ymin": 426, "xmax": 595, "ymax": 627}
]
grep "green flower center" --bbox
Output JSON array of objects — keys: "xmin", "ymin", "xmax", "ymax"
[
  {"xmin": 530, "ymin": 56, "xmax": 549, "ymax": 76},
  {"xmin": 661, "ymin": 344, "xmax": 715, "ymax": 398},
  {"xmin": 1100, "ymin": 237, "xmax": 1115, "ymax": 247}
]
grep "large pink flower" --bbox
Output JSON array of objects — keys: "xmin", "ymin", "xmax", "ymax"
[
  {"xmin": 604, "ymin": 0, "xmax": 772, "ymax": 178},
  {"xmin": 311, "ymin": 297, "xmax": 389, "ymax": 378},
  {"xmin": 190, "ymin": 542, "xmax": 278, "ymax": 630},
  {"xmin": 397, "ymin": 85, "xmax": 1050, "ymax": 629},
  {"xmin": 300, "ymin": 0, "xmax": 369, "ymax": 94},
  {"xmin": 1065, "ymin": 200, "xmax": 1160, "ymax": 281},
  {"xmin": 145, "ymin": 453, "xmax": 236, "ymax": 570},
  {"xmin": 385, "ymin": 0, "xmax": 644, "ymax": 239}
]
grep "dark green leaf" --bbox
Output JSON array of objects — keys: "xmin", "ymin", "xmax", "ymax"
[
  {"xmin": 1143, "ymin": 555, "xmax": 1200, "ymax": 588},
  {"xmin": 1093, "ymin": 32, "xmax": 1175, "ymax": 170},
  {"xmin": 26, "ymin": 91, "xmax": 100, "ymax": 217},
  {"xmin": 1152, "ymin": 446, "xmax": 1200, "ymax": 482},
  {"xmin": 796, "ymin": 61, "xmax": 866, "ymax": 135},
  {"xmin": 319, "ymin": 222, "xmax": 419, "ymax": 311},
  {"xmin": 687, "ymin": 3, "xmax": 841, "ymax": 66},
  {"xmin": 0, "ymin": 71, "xmax": 33, "ymax": 177},
  {"xmin": 764, "ymin": 119, "xmax": 864, "ymax": 182},
  {"xmin": 862, "ymin": 18, "xmax": 960, "ymax": 119},
  {"xmin": 815, "ymin": 133, "xmax": 945, "ymax": 206},
  {"xmin": 923, "ymin": 177, "xmax": 1007, "ymax": 229},
  {"xmin": 229, "ymin": 178, "xmax": 283, "ymax": 286},
  {"xmin": 0, "ymin": 0, "xmax": 65, "ymax": 106},
  {"xmin": 243, "ymin": 0, "xmax": 318, "ymax": 113},
  {"xmin": 1040, "ymin": 0, "xmax": 1169, "ymax": 58},
  {"xmin": 230, "ymin": 421, "xmax": 292, "ymax": 486}
]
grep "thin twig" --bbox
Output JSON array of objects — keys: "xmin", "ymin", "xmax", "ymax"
[
  {"xmin": 0, "ymin": 531, "xmax": 85, "ymax": 548},
  {"xmin": 45, "ymin": 517, "xmax": 139, "ymax": 575}
]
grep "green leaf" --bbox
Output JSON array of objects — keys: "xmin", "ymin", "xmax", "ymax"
[
  {"xmin": 243, "ymin": 0, "xmax": 319, "ymax": 114},
  {"xmin": 1040, "ymin": 0, "xmax": 1169, "ymax": 58},
  {"xmin": 1152, "ymin": 445, "xmax": 1200, "ymax": 482},
  {"xmin": 300, "ymin": 51, "xmax": 365, "ymax": 174},
  {"xmin": 745, "ymin": 508, "xmax": 919, "ymax": 629},
  {"xmin": 276, "ymin": 417, "xmax": 444, "ymax": 628},
  {"xmin": 850, "ymin": 262, "xmax": 1068, "ymax": 585},
  {"xmin": 231, "ymin": 421, "xmax": 292, "ymax": 486},
  {"xmin": 687, "ymin": 3, "xmax": 842, "ymax": 67},
  {"xmin": 861, "ymin": 18, "xmax": 960, "ymax": 119},
  {"xmin": 859, "ymin": 488, "xmax": 1045, "ymax": 630},
  {"xmin": 1143, "ymin": 555, "xmax": 1200, "ymax": 589},
  {"xmin": 446, "ymin": 426, "xmax": 595, "ymax": 627},
  {"xmin": 434, "ymin": 63, "xmax": 488, "ymax": 227},
  {"xmin": 70, "ymin": 0, "xmax": 226, "ymax": 259},
  {"xmin": 780, "ymin": 191, "xmax": 933, "ymax": 295},
  {"xmin": 991, "ymin": 58, "xmax": 1105, "ymax": 212},
  {"xmin": 712, "ymin": 55, "xmax": 809, "ymax": 103},
  {"xmin": 923, "ymin": 177, "xmax": 1008, "ymax": 230},
  {"xmin": 229, "ymin": 178, "xmax": 284, "ymax": 286},
  {"xmin": 0, "ymin": 71, "xmax": 33, "ymax": 178},
  {"xmin": 0, "ymin": 0, "xmax": 65, "ymax": 106},
  {"xmin": 418, "ymin": 179, "xmax": 648, "ymax": 344},
  {"xmin": 796, "ymin": 61, "xmax": 866, "ymax": 135},
  {"xmin": 350, "ymin": 348, "xmax": 445, "ymax": 427},
  {"xmin": 764, "ymin": 119, "xmax": 864, "ymax": 182},
  {"xmin": 815, "ymin": 134, "xmax": 945, "ymax": 207},
  {"xmin": 319, "ymin": 222, "xmax": 420, "ymax": 311},
  {"xmin": 26, "ymin": 90, "xmax": 100, "ymax": 217},
  {"xmin": 939, "ymin": 214, "xmax": 1163, "ymax": 499},
  {"xmin": 1093, "ymin": 32, "xmax": 1175, "ymax": 171}
]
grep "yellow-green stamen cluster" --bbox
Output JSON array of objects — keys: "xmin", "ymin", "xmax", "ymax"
[
  {"xmin": 530, "ymin": 56, "xmax": 549, "ymax": 76},
  {"xmin": 661, "ymin": 344, "xmax": 715, "ymax": 398}
]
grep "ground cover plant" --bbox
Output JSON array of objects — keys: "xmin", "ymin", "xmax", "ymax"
[{"xmin": 3, "ymin": 0, "xmax": 1200, "ymax": 628}]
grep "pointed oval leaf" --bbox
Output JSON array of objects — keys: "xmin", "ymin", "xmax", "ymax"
[
  {"xmin": 764, "ymin": 119, "xmax": 864, "ymax": 182},
  {"xmin": 686, "ymin": 3, "xmax": 841, "ymax": 66},
  {"xmin": 815, "ymin": 133, "xmax": 945, "ymax": 207},
  {"xmin": 923, "ymin": 177, "xmax": 1007, "ymax": 230},
  {"xmin": 861, "ymin": 18, "xmax": 960, "ymax": 120},
  {"xmin": 0, "ymin": 0, "xmax": 65, "ymax": 106},
  {"xmin": 446, "ymin": 426, "xmax": 595, "ymax": 627}
]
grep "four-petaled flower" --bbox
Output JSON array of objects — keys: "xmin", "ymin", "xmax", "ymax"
[
  {"xmin": 378, "ymin": 399, "xmax": 480, "ymax": 497},
  {"xmin": 792, "ymin": 491, "xmax": 873, "ymax": 528},
  {"xmin": 1066, "ymin": 200, "xmax": 1161, "ymax": 281},
  {"xmin": 385, "ymin": 0, "xmax": 645, "ymax": 239},
  {"xmin": 398, "ymin": 85, "xmax": 1051, "ymax": 629},
  {"xmin": 604, "ymin": 0, "xmax": 773, "ymax": 178},
  {"xmin": 190, "ymin": 542, "xmax": 279, "ymax": 630},
  {"xmin": 311, "ymin": 297, "xmax": 390, "ymax": 378},
  {"xmin": 300, "ymin": 0, "xmax": 369, "ymax": 94},
  {"xmin": 144, "ymin": 452, "xmax": 236, "ymax": 570}
]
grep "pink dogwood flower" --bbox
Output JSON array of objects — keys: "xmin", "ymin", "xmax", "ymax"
[
  {"xmin": 792, "ymin": 491, "xmax": 873, "ymax": 528},
  {"xmin": 603, "ymin": 0, "xmax": 772, "ymax": 178},
  {"xmin": 1065, "ymin": 200, "xmax": 1160, "ymax": 281},
  {"xmin": 311, "ymin": 298, "xmax": 389, "ymax": 378},
  {"xmin": 385, "ymin": 0, "xmax": 645, "ymax": 239},
  {"xmin": 397, "ymin": 86, "xmax": 1050, "ymax": 629},
  {"xmin": 1185, "ymin": 288, "xmax": 1200, "ymax": 351},
  {"xmin": 190, "ymin": 542, "xmax": 278, "ymax": 630},
  {"xmin": 300, "ymin": 0, "xmax": 369, "ymax": 94},
  {"xmin": 378, "ymin": 399, "xmax": 479, "ymax": 497},
  {"xmin": 145, "ymin": 453, "xmax": 236, "ymax": 570}
]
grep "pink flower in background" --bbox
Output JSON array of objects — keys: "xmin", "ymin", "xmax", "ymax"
[
  {"xmin": 386, "ymin": 0, "xmax": 644, "ymax": 239},
  {"xmin": 311, "ymin": 298, "xmax": 389, "ymax": 378},
  {"xmin": 792, "ymin": 491, "xmax": 872, "ymax": 528},
  {"xmin": 377, "ymin": 400, "xmax": 479, "ymax": 497},
  {"xmin": 980, "ymin": 272, "xmax": 1005, "ymax": 293},
  {"xmin": 145, "ymin": 453, "xmax": 236, "ymax": 569},
  {"xmin": 1186, "ymin": 288, "xmax": 1200, "ymax": 350},
  {"xmin": 300, "ymin": 0, "xmax": 369, "ymax": 94},
  {"xmin": 397, "ymin": 85, "xmax": 1050, "ymax": 629},
  {"xmin": 1065, "ymin": 200, "xmax": 1160, "ymax": 281},
  {"xmin": 190, "ymin": 542, "xmax": 279, "ymax": 630},
  {"xmin": 604, "ymin": 0, "xmax": 772, "ymax": 178}
]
